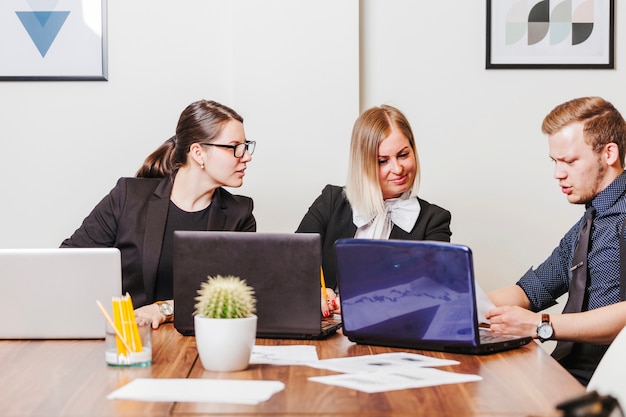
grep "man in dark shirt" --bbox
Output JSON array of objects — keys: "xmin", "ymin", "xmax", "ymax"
[{"xmin": 487, "ymin": 96, "xmax": 626, "ymax": 386}]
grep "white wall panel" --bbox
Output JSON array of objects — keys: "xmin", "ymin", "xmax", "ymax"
[{"xmin": 229, "ymin": 0, "xmax": 359, "ymax": 232}]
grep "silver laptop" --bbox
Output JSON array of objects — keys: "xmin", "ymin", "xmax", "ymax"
[
  {"xmin": 173, "ymin": 231, "xmax": 342, "ymax": 339},
  {"xmin": 0, "ymin": 248, "xmax": 122, "ymax": 339}
]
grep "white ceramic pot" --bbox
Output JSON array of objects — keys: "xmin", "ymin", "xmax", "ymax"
[{"xmin": 194, "ymin": 314, "xmax": 257, "ymax": 372}]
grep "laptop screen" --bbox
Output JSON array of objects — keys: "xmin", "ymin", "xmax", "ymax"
[{"xmin": 335, "ymin": 239, "xmax": 480, "ymax": 347}]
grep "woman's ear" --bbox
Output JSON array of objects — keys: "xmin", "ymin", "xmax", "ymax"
[{"xmin": 189, "ymin": 143, "xmax": 205, "ymax": 167}]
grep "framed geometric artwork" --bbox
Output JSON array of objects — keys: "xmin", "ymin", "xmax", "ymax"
[
  {"xmin": 486, "ymin": 0, "xmax": 614, "ymax": 69},
  {"xmin": 0, "ymin": 0, "xmax": 107, "ymax": 81}
]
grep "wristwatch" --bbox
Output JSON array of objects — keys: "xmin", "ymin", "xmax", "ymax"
[
  {"xmin": 536, "ymin": 313, "xmax": 554, "ymax": 343},
  {"xmin": 156, "ymin": 301, "xmax": 174, "ymax": 321}
]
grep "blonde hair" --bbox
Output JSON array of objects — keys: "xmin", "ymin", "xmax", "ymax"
[{"xmin": 345, "ymin": 105, "xmax": 420, "ymax": 221}]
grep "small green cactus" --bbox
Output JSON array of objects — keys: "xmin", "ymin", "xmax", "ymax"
[{"xmin": 194, "ymin": 275, "xmax": 256, "ymax": 319}]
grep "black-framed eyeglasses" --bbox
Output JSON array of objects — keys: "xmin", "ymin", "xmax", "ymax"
[{"xmin": 201, "ymin": 141, "xmax": 256, "ymax": 158}]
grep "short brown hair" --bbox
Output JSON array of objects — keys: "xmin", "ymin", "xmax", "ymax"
[{"xmin": 542, "ymin": 96, "xmax": 626, "ymax": 165}]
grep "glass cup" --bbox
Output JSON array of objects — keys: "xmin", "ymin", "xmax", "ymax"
[{"xmin": 105, "ymin": 321, "xmax": 152, "ymax": 367}]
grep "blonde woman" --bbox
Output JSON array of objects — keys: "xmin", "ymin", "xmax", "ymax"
[{"xmin": 296, "ymin": 105, "xmax": 451, "ymax": 316}]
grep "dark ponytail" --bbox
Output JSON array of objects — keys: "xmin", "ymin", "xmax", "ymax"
[
  {"xmin": 135, "ymin": 100, "xmax": 243, "ymax": 179},
  {"xmin": 135, "ymin": 136, "xmax": 176, "ymax": 178}
]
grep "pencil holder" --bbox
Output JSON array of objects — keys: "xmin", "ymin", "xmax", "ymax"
[{"xmin": 104, "ymin": 321, "xmax": 152, "ymax": 367}]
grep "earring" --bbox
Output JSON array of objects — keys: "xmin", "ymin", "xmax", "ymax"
[{"xmin": 200, "ymin": 162, "xmax": 205, "ymax": 170}]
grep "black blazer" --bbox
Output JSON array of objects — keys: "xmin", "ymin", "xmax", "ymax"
[
  {"xmin": 61, "ymin": 176, "xmax": 255, "ymax": 307},
  {"xmin": 296, "ymin": 184, "xmax": 452, "ymax": 289}
]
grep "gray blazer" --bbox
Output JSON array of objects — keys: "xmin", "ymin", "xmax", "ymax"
[{"xmin": 61, "ymin": 176, "xmax": 255, "ymax": 306}]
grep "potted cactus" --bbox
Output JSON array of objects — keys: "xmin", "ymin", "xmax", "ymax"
[{"xmin": 193, "ymin": 275, "xmax": 257, "ymax": 372}]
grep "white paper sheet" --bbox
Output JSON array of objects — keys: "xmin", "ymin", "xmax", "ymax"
[
  {"xmin": 306, "ymin": 352, "xmax": 458, "ymax": 374},
  {"xmin": 250, "ymin": 345, "xmax": 319, "ymax": 365},
  {"xmin": 107, "ymin": 378, "xmax": 285, "ymax": 404},
  {"xmin": 475, "ymin": 283, "xmax": 496, "ymax": 324},
  {"xmin": 309, "ymin": 367, "xmax": 482, "ymax": 393}
]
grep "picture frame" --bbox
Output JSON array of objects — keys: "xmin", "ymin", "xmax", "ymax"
[
  {"xmin": 486, "ymin": 0, "xmax": 614, "ymax": 69},
  {"xmin": 0, "ymin": 0, "xmax": 108, "ymax": 81}
]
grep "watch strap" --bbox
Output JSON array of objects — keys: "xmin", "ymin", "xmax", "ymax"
[{"xmin": 537, "ymin": 313, "xmax": 553, "ymax": 343}]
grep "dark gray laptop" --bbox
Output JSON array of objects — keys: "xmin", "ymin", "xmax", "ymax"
[
  {"xmin": 173, "ymin": 231, "xmax": 342, "ymax": 339},
  {"xmin": 334, "ymin": 239, "xmax": 532, "ymax": 354}
]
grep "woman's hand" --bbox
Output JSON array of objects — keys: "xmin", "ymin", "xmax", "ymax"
[
  {"xmin": 321, "ymin": 287, "xmax": 341, "ymax": 317},
  {"xmin": 135, "ymin": 302, "xmax": 172, "ymax": 329}
]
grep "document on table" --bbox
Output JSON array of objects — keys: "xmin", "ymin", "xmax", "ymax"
[
  {"xmin": 306, "ymin": 352, "xmax": 458, "ymax": 374},
  {"xmin": 306, "ymin": 352, "xmax": 481, "ymax": 393},
  {"xmin": 250, "ymin": 345, "xmax": 318, "ymax": 365},
  {"xmin": 107, "ymin": 378, "xmax": 285, "ymax": 404},
  {"xmin": 309, "ymin": 367, "xmax": 482, "ymax": 393}
]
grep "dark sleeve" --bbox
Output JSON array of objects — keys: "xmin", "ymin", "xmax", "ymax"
[
  {"xmin": 60, "ymin": 179, "xmax": 126, "ymax": 248},
  {"xmin": 238, "ymin": 197, "xmax": 256, "ymax": 232},
  {"xmin": 517, "ymin": 231, "xmax": 575, "ymax": 311},
  {"xmin": 218, "ymin": 188, "xmax": 257, "ymax": 232},
  {"xmin": 422, "ymin": 204, "xmax": 452, "ymax": 242},
  {"xmin": 295, "ymin": 185, "xmax": 335, "ymax": 236},
  {"xmin": 296, "ymin": 185, "xmax": 351, "ymax": 290}
]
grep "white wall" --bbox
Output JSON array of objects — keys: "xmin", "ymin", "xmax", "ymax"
[
  {"xmin": 230, "ymin": 0, "xmax": 359, "ymax": 232},
  {"xmin": 1, "ymin": 0, "xmax": 358, "ymax": 244},
  {"xmin": 1, "ymin": 0, "xmax": 624, "ymax": 296}
]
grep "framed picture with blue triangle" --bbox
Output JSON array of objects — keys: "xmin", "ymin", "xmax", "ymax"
[
  {"xmin": 0, "ymin": 0, "xmax": 107, "ymax": 81},
  {"xmin": 486, "ymin": 0, "xmax": 614, "ymax": 69}
]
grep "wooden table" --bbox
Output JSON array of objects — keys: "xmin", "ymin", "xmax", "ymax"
[{"xmin": 0, "ymin": 324, "xmax": 584, "ymax": 417}]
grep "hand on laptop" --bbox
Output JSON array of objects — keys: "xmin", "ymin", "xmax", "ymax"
[
  {"xmin": 321, "ymin": 288, "xmax": 341, "ymax": 317},
  {"xmin": 486, "ymin": 305, "xmax": 540, "ymax": 338}
]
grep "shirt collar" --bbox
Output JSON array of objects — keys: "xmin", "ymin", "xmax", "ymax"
[{"xmin": 591, "ymin": 170, "xmax": 626, "ymax": 213}]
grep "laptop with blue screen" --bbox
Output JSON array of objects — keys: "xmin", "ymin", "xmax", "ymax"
[{"xmin": 334, "ymin": 239, "xmax": 531, "ymax": 354}]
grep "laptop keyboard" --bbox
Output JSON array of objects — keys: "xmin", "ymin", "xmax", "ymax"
[
  {"xmin": 479, "ymin": 328, "xmax": 522, "ymax": 343},
  {"xmin": 321, "ymin": 315, "xmax": 342, "ymax": 331}
]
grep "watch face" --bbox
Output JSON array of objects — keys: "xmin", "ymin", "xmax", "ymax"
[
  {"xmin": 159, "ymin": 302, "xmax": 174, "ymax": 316},
  {"xmin": 538, "ymin": 323, "xmax": 553, "ymax": 340}
]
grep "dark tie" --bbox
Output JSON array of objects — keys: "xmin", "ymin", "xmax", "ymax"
[{"xmin": 552, "ymin": 206, "xmax": 596, "ymax": 361}]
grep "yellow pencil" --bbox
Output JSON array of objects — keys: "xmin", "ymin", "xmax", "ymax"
[
  {"xmin": 96, "ymin": 300, "xmax": 133, "ymax": 353},
  {"xmin": 111, "ymin": 297, "xmax": 128, "ymax": 356},
  {"xmin": 124, "ymin": 293, "xmax": 143, "ymax": 352},
  {"xmin": 320, "ymin": 267, "xmax": 330, "ymax": 305}
]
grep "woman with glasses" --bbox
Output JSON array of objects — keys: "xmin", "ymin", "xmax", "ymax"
[
  {"xmin": 296, "ymin": 104, "xmax": 452, "ymax": 317},
  {"xmin": 61, "ymin": 99, "xmax": 256, "ymax": 328}
]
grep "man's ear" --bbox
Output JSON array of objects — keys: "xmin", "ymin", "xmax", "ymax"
[{"xmin": 605, "ymin": 142, "xmax": 620, "ymax": 166}]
